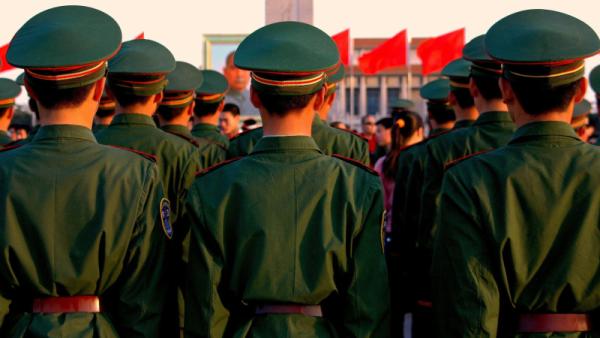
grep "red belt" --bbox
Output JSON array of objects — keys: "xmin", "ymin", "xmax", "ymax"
[
  {"xmin": 517, "ymin": 313, "xmax": 591, "ymax": 333},
  {"xmin": 255, "ymin": 304, "xmax": 322, "ymax": 317},
  {"xmin": 32, "ymin": 296, "xmax": 100, "ymax": 313}
]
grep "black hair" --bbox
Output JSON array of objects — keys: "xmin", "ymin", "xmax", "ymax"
[
  {"xmin": 156, "ymin": 106, "xmax": 186, "ymax": 121},
  {"xmin": 255, "ymin": 91, "xmax": 315, "ymax": 117},
  {"xmin": 472, "ymin": 75, "xmax": 503, "ymax": 100},
  {"xmin": 110, "ymin": 90, "xmax": 152, "ymax": 107},
  {"xmin": 223, "ymin": 103, "xmax": 240, "ymax": 116},
  {"xmin": 451, "ymin": 88, "xmax": 475, "ymax": 109},
  {"xmin": 27, "ymin": 82, "xmax": 95, "ymax": 110},
  {"xmin": 0, "ymin": 107, "xmax": 9, "ymax": 118},
  {"xmin": 193, "ymin": 100, "xmax": 222, "ymax": 117},
  {"xmin": 376, "ymin": 117, "xmax": 394, "ymax": 129},
  {"xmin": 428, "ymin": 103, "xmax": 455, "ymax": 124},
  {"xmin": 510, "ymin": 78, "xmax": 582, "ymax": 116},
  {"xmin": 383, "ymin": 111, "xmax": 423, "ymax": 178}
]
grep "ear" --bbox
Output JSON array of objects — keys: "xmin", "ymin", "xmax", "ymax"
[
  {"xmin": 326, "ymin": 91, "xmax": 336, "ymax": 106},
  {"xmin": 448, "ymin": 91, "xmax": 457, "ymax": 106},
  {"xmin": 499, "ymin": 77, "xmax": 515, "ymax": 105},
  {"xmin": 573, "ymin": 78, "xmax": 588, "ymax": 104},
  {"xmin": 92, "ymin": 78, "xmax": 106, "ymax": 102},
  {"xmin": 187, "ymin": 101, "xmax": 195, "ymax": 117},
  {"xmin": 153, "ymin": 91, "xmax": 164, "ymax": 104},
  {"xmin": 312, "ymin": 86, "xmax": 327, "ymax": 112},
  {"xmin": 469, "ymin": 78, "xmax": 480, "ymax": 98},
  {"xmin": 23, "ymin": 78, "xmax": 39, "ymax": 101},
  {"xmin": 250, "ymin": 87, "xmax": 262, "ymax": 109},
  {"xmin": 6, "ymin": 106, "xmax": 14, "ymax": 119}
]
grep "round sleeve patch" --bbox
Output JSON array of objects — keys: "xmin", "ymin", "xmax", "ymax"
[{"xmin": 160, "ymin": 198, "xmax": 173, "ymax": 239}]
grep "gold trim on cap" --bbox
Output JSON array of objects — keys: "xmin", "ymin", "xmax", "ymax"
[{"xmin": 508, "ymin": 63, "xmax": 585, "ymax": 79}]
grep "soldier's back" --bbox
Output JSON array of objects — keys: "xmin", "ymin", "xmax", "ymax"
[{"xmin": 0, "ymin": 125, "xmax": 165, "ymax": 336}]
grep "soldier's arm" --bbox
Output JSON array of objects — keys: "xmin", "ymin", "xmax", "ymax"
[
  {"xmin": 431, "ymin": 169, "xmax": 499, "ymax": 337},
  {"xmin": 338, "ymin": 181, "xmax": 391, "ymax": 337},
  {"xmin": 109, "ymin": 165, "xmax": 168, "ymax": 337},
  {"xmin": 418, "ymin": 144, "xmax": 444, "ymax": 244},
  {"xmin": 175, "ymin": 149, "xmax": 203, "ymax": 231},
  {"xmin": 183, "ymin": 184, "xmax": 229, "ymax": 338}
]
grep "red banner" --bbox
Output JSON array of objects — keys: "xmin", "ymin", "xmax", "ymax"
[
  {"xmin": 417, "ymin": 28, "xmax": 465, "ymax": 76},
  {"xmin": 332, "ymin": 29, "xmax": 350, "ymax": 66},
  {"xmin": 0, "ymin": 43, "xmax": 15, "ymax": 73},
  {"xmin": 358, "ymin": 30, "xmax": 407, "ymax": 75}
]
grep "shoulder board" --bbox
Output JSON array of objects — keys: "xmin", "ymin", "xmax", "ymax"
[
  {"xmin": 195, "ymin": 157, "xmax": 242, "ymax": 177},
  {"xmin": 166, "ymin": 131, "xmax": 200, "ymax": 147},
  {"xmin": 335, "ymin": 127, "xmax": 369, "ymax": 142},
  {"xmin": 0, "ymin": 144, "xmax": 22, "ymax": 153},
  {"xmin": 444, "ymin": 149, "xmax": 492, "ymax": 171},
  {"xmin": 109, "ymin": 145, "xmax": 157, "ymax": 162},
  {"xmin": 332, "ymin": 154, "xmax": 378, "ymax": 176},
  {"xmin": 230, "ymin": 127, "xmax": 262, "ymax": 142}
]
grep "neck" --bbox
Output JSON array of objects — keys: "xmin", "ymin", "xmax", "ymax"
[
  {"xmin": 510, "ymin": 101, "xmax": 573, "ymax": 128},
  {"xmin": 94, "ymin": 115, "xmax": 114, "ymax": 126},
  {"xmin": 454, "ymin": 105, "xmax": 479, "ymax": 121},
  {"xmin": 193, "ymin": 113, "xmax": 219, "ymax": 127},
  {"xmin": 115, "ymin": 103, "xmax": 157, "ymax": 117},
  {"xmin": 262, "ymin": 110, "xmax": 313, "ymax": 136},
  {"xmin": 38, "ymin": 100, "xmax": 97, "ymax": 128},
  {"xmin": 159, "ymin": 113, "xmax": 190, "ymax": 128},
  {"xmin": 475, "ymin": 98, "xmax": 508, "ymax": 114}
]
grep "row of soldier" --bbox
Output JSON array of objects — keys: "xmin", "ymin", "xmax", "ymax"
[{"xmin": 0, "ymin": 4, "xmax": 599, "ymax": 338}]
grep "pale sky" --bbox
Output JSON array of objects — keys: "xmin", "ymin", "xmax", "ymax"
[{"xmin": 2, "ymin": 0, "xmax": 599, "ymax": 104}]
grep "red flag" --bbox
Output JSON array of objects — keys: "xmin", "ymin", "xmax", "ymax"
[
  {"xmin": 417, "ymin": 28, "xmax": 465, "ymax": 76},
  {"xmin": 332, "ymin": 29, "xmax": 350, "ymax": 66},
  {"xmin": 0, "ymin": 43, "xmax": 14, "ymax": 73},
  {"xmin": 135, "ymin": 32, "xmax": 144, "ymax": 40},
  {"xmin": 358, "ymin": 30, "xmax": 407, "ymax": 75}
]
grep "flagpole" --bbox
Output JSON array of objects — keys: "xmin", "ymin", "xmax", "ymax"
[
  {"xmin": 406, "ymin": 30, "xmax": 412, "ymax": 102},
  {"xmin": 349, "ymin": 33, "xmax": 355, "ymax": 129}
]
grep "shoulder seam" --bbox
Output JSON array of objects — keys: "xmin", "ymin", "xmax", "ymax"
[
  {"xmin": 108, "ymin": 145, "xmax": 158, "ymax": 162},
  {"xmin": 332, "ymin": 154, "xmax": 378, "ymax": 176},
  {"xmin": 444, "ymin": 149, "xmax": 492, "ymax": 171},
  {"xmin": 165, "ymin": 130, "xmax": 200, "ymax": 147},
  {"xmin": 0, "ymin": 144, "xmax": 22, "ymax": 153},
  {"xmin": 195, "ymin": 157, "xmax": 242, "ymax": 177}
]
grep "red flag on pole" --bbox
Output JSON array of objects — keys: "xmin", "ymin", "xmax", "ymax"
[
  {"xmin": 0, "ymin": 43, "xmax": 15, "ymax": 73},
  {"xmin": 135, "ymin": 32, "xmax": 145, "ymax": 40},
  {"xmin": 358, "ymin": 30, "xmax": 407, "ymax": 75},
  {"xmin": 417, "ymin": 28, "xmax": 465, "ymax": 76},
  {"xmin": 332, "ymin": 29, "xmax": 350, "ymax": 66}
]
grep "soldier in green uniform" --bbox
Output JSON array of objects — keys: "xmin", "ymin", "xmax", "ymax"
[
  {"xmin": 443, "ymin": 58, "xmax": 478, "ymax": 129},
  {"xmin": 92, "ymin": 90, "xmax": 116, "ymax": 133},
  {"xmin": 191, "ymin": 70, "xmax": 229, "ymax": 167},
  {"xmin": 0, "ymin": 79, "xmax": 21, "ymax": 145},
  {"xmin": 227, "ymin": 64, "xmax": 370, "ymax": 165},
  {"xmin": 388, "ymin": 78, "xmax": 455, "ymax": 337},
  {"xmin": 191, "ymin": 70, "xmax": 230, "ymax": 149},
  {"xmin": 183, "ymin": 21, "xmax": 390, "ymax": 337},
  {"xmin": 95, "ymin": 39, "xmax": 202, "ymax": 336},
  {"xmin": 432, "ymin": 9, "xmax": 600, "ymax": 336},
  {"xmin": 571, "ymin": 99, "xmax": 594, "ymax": 143},
  {"xmin": 0, "ymin": 6, "xmax": 167, "ymax": 337},
  {"xmin": 156, "ymin": 61, "xmax": 206, "ymax": 157}
]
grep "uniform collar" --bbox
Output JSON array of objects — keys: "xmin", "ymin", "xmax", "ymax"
[
  {"xmin": 509, "ymin": 121, "xmax": 581, "ymax": 144},
  {"xmin": 454, "ymin": 119, "xmax": 475, "ymax": 129},
  {"xmin": 162, "ymin": 124, "xmax": 192, "ymax": 136},
  {"xmin": 473, "ymin": 111, "xmax": 513, "ymax": 126},
  {"xmin": 33, "ymin": 125, "xmax": 97, "ymax": 143},
  {"xmin": 430, "ymin": 127, "xmax": 451, "ymax": 136},
  {"xmin": 110, "ymin": 113, "xmax": 156, "ymax": 127},
  {"xmin": 251, "ymin": 135, "xmax": 322, "ymax": 155},
  {"xmin": 192, "ymin": 123, "xmax": 219, "ymax": 133},
  {"xmin": 312, "ymin": 114, "xmax": 325, "ymax": 126}
]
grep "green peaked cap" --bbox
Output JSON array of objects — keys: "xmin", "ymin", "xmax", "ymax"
[
  {"xmin": 573, "ymin": 99, "xmax": 591, "ymax": 118},
  {"xmin": 420, "ymin": 78, "xmax": 450, "ymax": 101},
  {"xmin": 590, "ymin": 65, "xmax": 600, "ymax": 93},
  {"xmin": 327, "ymin": 64, "xmax": 345, "ymax": 84},
  {"xmin": 235, "ymin": 21, "xmax": 339, "ymax": 74},
  {"xmin": 389, "ymin": 98, "xmax": 414, "ymax": 109},
  {"xmin": 195, "ymin": 70, "xmax": 228, "ymax": 95},
  {"xmin": 235, "ymin": 21, "xmax": 339, "ymax": 96},
  {"xmin": 108, "ymin": 39, "xmax": 175, "ymax": 74},
  {"xmin": 485, "ymin": 9, "xmax": 599, "ymax": 64},
  {"xmin": 165, "ymin": 61, "xmax": 203, "ymax": 92},
  {"xmin": 7, "ymin": 5, "xmax": 121, "ymax": 68},
  {"xmin": 15, "ymin": 72, "xmax": 25, "ymax": 86},
  {"xmin": 463, "ymin": 35, "xmax": 502, "ymax": 78},
  {"xmin": 442, "ymin": 58, "xmax": 472, "ymax": 85},
  {"xmin": 0, "ymin": 78, "xmax": 21, "ymax": 108}
]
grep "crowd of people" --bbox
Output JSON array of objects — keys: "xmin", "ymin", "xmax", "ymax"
[{"xmin": 0, "ymin": 4, "xmax": 598, "ymax": 338}]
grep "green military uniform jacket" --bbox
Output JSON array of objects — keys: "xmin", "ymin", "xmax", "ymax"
[
  {"xmin": 96, "ymin": 114, "xmax": 201, "ymax": 225},
  {"xmin": 432, "ymin": 122, "xmax": 600, "ymax": 337},
  {"xmin": 183, "ymin": 136, "xmax": 390, "ymax": 337},
  {"xmin": 227, "ymin": 115, "xmax": 370, "ymax": 165},
  {"xmin": 453, "ymin": 119, "xmax": 476, "ymax": 129},
  {"xmin": 92, "ymin": 123, "xmax": 109, "ymax": 134},
  {"xmin": 162, "ymin": 124, "xmax": 226, "ymax": 177},
  {"xmin": 0, "ymin": 125, "xmax": 166, "ymax": 337},
  {"xmin": 191, "ymin": 123, "xmax": 229, "ymax": 149},
  {"xmin": 0, "ymin": 131, "xmax": 11, "ymax": 146}
]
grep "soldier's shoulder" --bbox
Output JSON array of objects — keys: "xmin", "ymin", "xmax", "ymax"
[
  {"xmin": 230, "ymin": 127, "xmax": 263, "ymax": 143},
  {"xmin": 195, "ymin": 157, "xmax": 242, "ymax": 177},
  {"xmin": 107, "ymin": 145, "xmax": 158, "ymax": 162},
  {"xmin": 331, "ymin": 154, "xmax": 378, "ymax": 176},
  {"xmin": 0, "ymin": 143, "xmax": 23, "ymax": 158},
  {"xmin": 444, "ymin": 149, "xmax": 493, "ymax": 171},
  {"xmin": 164, "ymin": 130, "xmax": 200, "ymax": 147}
]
